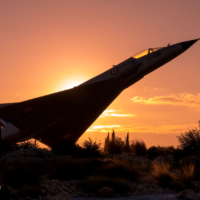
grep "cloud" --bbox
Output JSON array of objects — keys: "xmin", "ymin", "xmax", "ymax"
[
  {"xmin": 100, "ymin": 109, "xmax": 135, "ymax": 117},
  {"xmin": 154, "ymin": 88, "xmax": 163, "ymax": 91},
  {"xmin": 126, "ymin": 124, "xmax": 198, "ymax": 134},
  {"xmin": 86, "ymin": 123, "xmax": 198, "ymax": 134},
  {"xmin": 131, "ymin": 93, "xmax": 200, "ymax": 108},
  {"xmin": 87, "ymin": 124, "xmax": 121, "ymax": 132}
]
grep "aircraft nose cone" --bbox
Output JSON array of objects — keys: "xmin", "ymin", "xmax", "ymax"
[{"xmin": 181, "ymin": 38, "xmax": 199, "ymax": 51}]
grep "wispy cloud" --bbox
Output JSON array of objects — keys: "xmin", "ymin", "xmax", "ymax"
[
  {"xmin": 131, "ymin": 93, "xmax": 200, "ymax": 108},
  {"xmin": 86, "ymin": 123, "xmax": 198, "ymax": 134},
  {"xmin": 87, "ymin": 124, "xmax": 121, "ymax": 132},
  {"xmin": 100, "ymin": 109, "xmax": 135, "ymax": 117},
  {"xmin": 154, "ymin": 88, "xmax": 164, "ymax": 91},
  {"xmin": 126, "ymin": 124, "xmax": 198, "ymax": 134}
]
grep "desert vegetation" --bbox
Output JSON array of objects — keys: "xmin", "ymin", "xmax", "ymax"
[{"xmin": 1, "ymin": 128, "xmax": 200, "ymax": 199}]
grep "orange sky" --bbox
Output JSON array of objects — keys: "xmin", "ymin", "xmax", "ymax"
[{"xmin": 1, "ymin": 0, "xmax": 200, "ymax": 148}]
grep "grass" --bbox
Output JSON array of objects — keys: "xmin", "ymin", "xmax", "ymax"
[
  {"xmin": 131, "ymin": 140, "xmax": 147, "ymax": 156},
  {"xmin": 177, "ymin": 163, "xmax": 196, "ymax": 188},
  {"xmin": 152, "ymin": 161, "xmax": 174, "ymax": 186},
  {"xmin": 152, "ymin": 160, "xmax": 196, "ymax": 191}
]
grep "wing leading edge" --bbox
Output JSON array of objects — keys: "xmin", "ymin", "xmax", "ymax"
[{"xmin": 0, "ymin": 78, "xmax": 123, "ymax": 147}]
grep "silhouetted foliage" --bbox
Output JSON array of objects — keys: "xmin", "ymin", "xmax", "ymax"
[
  {"xmin": 1, "ymin": 140, "xmax": 38, "ymax": 155},
  {"xmin": 148, "ymin": 146, "xmax": 176, "ymax": 160},
  {"xmin": 123, "ymin": 132, "xmax": 131, "ymax": 152},
  {"xmin": 5, "ymin": 165, "xmax": 41, "ymax": 186},
  {"xmin": 99, "ymin": 158, "xmax": 141, "ymax": 181},
  {"xmin": 52, "ymin": 140, "xmax": 79, "ymax": 156},
  {"xmin": 49, "ymin": 157, "xmax": 104, "ymax": 181},
  {"xmin": 177, "ymin": 128, "xmax": 200, "ymax": 155},
  {"xmin": 107, "ymin": 137, "xmax": 123, "ymax": 154},
  {"xmin": 80, "ymin": 176, "xmax": 133, "ymax": 194},
  {"xmin": 131, "ymin": 140, "xmax": 147, "ymax": 156},
  {"xmin": 80, "ymin": 138, "xmax": 101, "ymax": 158},
  {"xmin": 52, "ymin": 138, "xmax": 101, "ymax": 158}
]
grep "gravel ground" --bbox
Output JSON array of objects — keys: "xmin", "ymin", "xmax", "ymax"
[{"xmin": 74, "ymin": 193, "xmax": 178, "ymax": 200}]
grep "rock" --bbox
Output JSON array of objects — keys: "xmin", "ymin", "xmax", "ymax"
[
  {"xmin": 40, "ymin": 179, "xmax": 50, "ymax": 188},
  {"xmin": 98, "ymin": 187, "xmax": 114, "ymax": 197},
  {"xmin": 176, "ymin": 189, "xmax": 200, "ymax": 200},
  {"xmin": 50, "ymin": 191, "xmax": 73, "ymax": 200}
]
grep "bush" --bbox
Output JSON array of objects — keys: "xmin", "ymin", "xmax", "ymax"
[
  {"xmin": 1, "ymin": 140, "xmax": 38, "ymax": 155},
  {"xmin": 107, "ymin": 138, "xmax": 123, "ymax": 154},
  {"xmin": 177, "ymin": 163, "xmax": 195, "ymax": 188},
  {"xmin": 99, "ymin": 158, "xmax": 141, "ymax": 182},
  {"xmin": 1, "ymin": 148, "xmax": 56, "ymax": 186},
  {"xmin": 5, "ymin": 165, "xmax": 41, "ymax": 186},
  {"xmin": 177, "ymin": 128, "xmax": 200, "ymax": 155},
  {"xmin": 148, "ymin": 146, "xmax": 176, "ymax": 160},
  {"xmin": 52, "ymin": 138, "xmax": 101, "ymax": 158},
  {"xmin": 131, "ymin": 140, "xmax": 147, "ymax": 156},
  {"xmin": 79, "ymin": 138, "xmax": 101, "ymax": 158},
  {"xmin": 152, "ymin": 161, "xmax": 174, "ymax": 186},
  {"xmin": 52, "ymin": 140, "xmax": 79, "ymax": 156},
  {"xmin": 48, "ymin": 157, "xmax": 104, "ymax": 181},
  {"xmin": 80, "ymin": 176, "xmax": 133, "ymax": 194}
]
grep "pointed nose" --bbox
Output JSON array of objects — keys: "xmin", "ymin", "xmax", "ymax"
[{"xmin": 181, "ymin": 38, "xmax": 199, "ymax": 51}]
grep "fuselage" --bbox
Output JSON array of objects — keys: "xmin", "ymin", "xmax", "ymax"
[{"xmin": 0, "ymin": 39, "xmax": 199, "ymax": 147}]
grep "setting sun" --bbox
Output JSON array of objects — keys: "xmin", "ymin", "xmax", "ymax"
[{"xmin": 57, "ymin": 77, "xmax": 86, "ymax": 91}]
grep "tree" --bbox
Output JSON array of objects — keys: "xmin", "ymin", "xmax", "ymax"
[
  {"xmin": 123, "ymin": 132, "xmax": 130, "ymax": 152},
  {"xmin": 177, "ymin": 128, "xmax": 200, "ymax": 155}
]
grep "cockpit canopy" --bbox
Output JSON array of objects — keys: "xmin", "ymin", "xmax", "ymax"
[{"xmin": 133, "ymin": 48, "xmax": 163, "ymax": 59}]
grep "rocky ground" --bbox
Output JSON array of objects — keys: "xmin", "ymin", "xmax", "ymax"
[{"xmin": 1, "ymin": 151, "xmax": 200, "ymax": 200}]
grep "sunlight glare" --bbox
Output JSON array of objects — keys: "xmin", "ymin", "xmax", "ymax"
[{"xmin": 58, "ymin": 77, "xmax": 86, "ymax": 91}]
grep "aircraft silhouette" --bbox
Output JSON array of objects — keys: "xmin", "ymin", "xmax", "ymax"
[{"xmin": 0, "ymin": 39, "xmax": 199, "ymax": 147}]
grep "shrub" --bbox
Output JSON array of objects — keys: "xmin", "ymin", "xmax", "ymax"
[
  {"xmin": 80, "ymin": 176, "xmax": 133, "ymax": 194},
  {"xmin": 52, "ymin": 138, "xmax": 101, "ymax": 158},
  {"xmin": 79, "ymin": 138, "xmax": 101, "ymax": 158},
  {"xmin": 52, "ymin": 140, "xmax": 79, "ymax": 156},
  {"xmin": 99, "ymin": 158, "xmax": 141, "ymax": 182},
  {"xmin": 177, "ymin": 163, "xmax": 195, "ymax": 188},
  {"xmin": 1, "ymin": 148, "xmax": 56, "ymax": 165},
  {"xmin": 131, "ymin": 140, "xmax": 147, "ymax": 156},
  {"xmin": 107, "ymin": 138, "xmax": 123, "ymax": 154},
  {"xmin": 5, "ymin": 165, "xmax": 41, "ymax": 186},
  {"xmin": 1, "ymin": 148, "xmax": 56, "ymax": 186},
  {"xmin": 48, "ymin": 157, "xmax": 104, "ymax": 181},
  {"xmin": 177, "ymin": 128, "xmax": 200, "ymax": 155},
  {"xmin": 12, "ymin": 186, "xmax": 42, "ymax": 199},
  {"xmin": 148, "ymin": 146, "xmax": 176, "ymax": 160},
  {"xmin": 1, "ymin": 140, "xmax": 38, "ymax": 155},
  {"xmin": 152, "ymin": 161, "xmax": 174, "ymax": 186}
]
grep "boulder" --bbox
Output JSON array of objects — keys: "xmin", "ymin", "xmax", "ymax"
[
  {"xmin": 98, "ymin": 187, "xmax": 114, "ymax": 197},
  {"xmin": 50, "ymin": 191, "xmax": 73, "ymax": 200},
  {"xmin": 176, "ymin": 189, "xmax": 200, "ymax": 200}
]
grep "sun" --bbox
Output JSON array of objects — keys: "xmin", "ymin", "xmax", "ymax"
[{"xmin": 58, "ymin": 77, "xmax": 86, "ymax": 91}]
